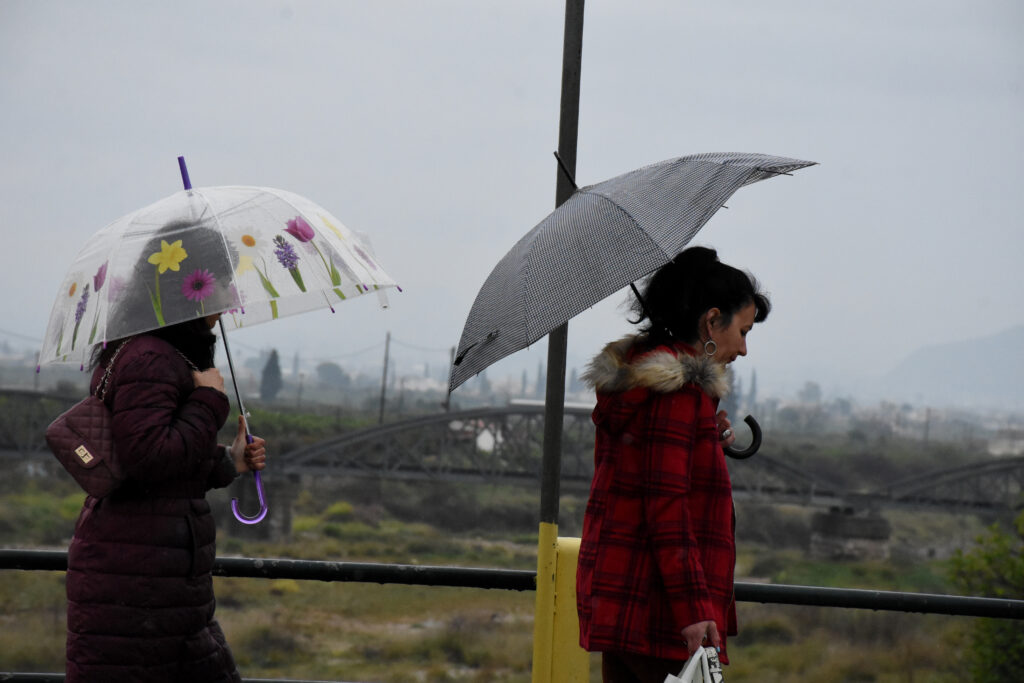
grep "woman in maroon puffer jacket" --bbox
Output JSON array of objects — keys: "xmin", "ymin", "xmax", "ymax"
[{"xmin": 66, "ymin": 315, "xmax": 266, "ymax": 683}]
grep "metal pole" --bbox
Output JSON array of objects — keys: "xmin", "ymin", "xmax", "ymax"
[
  {"xmin": 533, "ymin": 3, "xmax": 584, "ymax": 682},
  {"xmin": 378, "ymin": 331, "xmax": 390, "ymax": 425},
  {"xmin": 540, "ymin": 0, "xmax": 584, "ymax": 528}
]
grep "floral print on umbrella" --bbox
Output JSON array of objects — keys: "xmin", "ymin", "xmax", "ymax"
[
  {"xmin": 88, "ymin": 262, "xmax": 107, "ymax": 345},
  {"xmin": 182, "ymin": 268, "xmax": 216, "ymax": 314},
  {"xmin": 229, "ymin": 227, "xmax": 282, "ymax": 319},
  {"xmin": 273, "ymin": 235, "xmax": 305, "ymax": 292},
  {"xmin": 71, "ymin": 284, "xmax": 90, "ymax": 351},
  {"xmin": 287, "ymin": 216, "xmax": 346, "ymax": 300},
  {"xmin": 146, "ymin": 239, "xmax": 188, "ymax": 325}
]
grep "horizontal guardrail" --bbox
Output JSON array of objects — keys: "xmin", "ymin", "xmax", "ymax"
[
  {"xmin": 3, "ymin": 549, "xmax": 1022, "ymax": 619},
  {"xmin": 0, "ymin": 676, "xmax": 341, "ymax": 683},
  {"xmin": 3, "ymin": 547, "xmax": 1022, "ymax": 683}
]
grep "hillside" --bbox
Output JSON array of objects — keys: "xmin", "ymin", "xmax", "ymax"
[{"xmin": 879, "ymin": 324, "xmax": 1024, "ymax": 410}]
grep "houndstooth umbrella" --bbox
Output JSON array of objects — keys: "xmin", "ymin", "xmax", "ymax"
[{"xmin": 449, "ymin": 152, "xmax": 816, "ymax": 391}]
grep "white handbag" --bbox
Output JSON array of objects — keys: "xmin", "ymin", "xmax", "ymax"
[{"xmin": 664, "ymin": 646, "xmax": 723, "ymax": 683}]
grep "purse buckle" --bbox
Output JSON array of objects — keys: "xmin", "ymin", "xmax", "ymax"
[{"xmin": 75, "ymin": 445, "xmax": 94, "ymax": 465}]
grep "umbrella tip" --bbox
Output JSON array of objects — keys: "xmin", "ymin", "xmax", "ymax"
[
  {"xmin": 177, "ymin": 156, "xmax": 192, "ymax": 191},
  {"xmin": 553, "ymin": 151, "xmax": 578, "ymax": 190}
]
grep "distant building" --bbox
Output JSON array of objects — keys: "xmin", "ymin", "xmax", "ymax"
[{"xmin": 987, "ymin": 429, "xmax": 1024, "ymax": 457}]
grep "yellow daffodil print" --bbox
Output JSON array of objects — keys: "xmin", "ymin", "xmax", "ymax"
[
  {"xmin": 147, "ymin": 239, "xmax": 188, "ymax": 274},
  {"xmin": 146, "ymin": 239, "xmax": 188, "ymax": 326}
]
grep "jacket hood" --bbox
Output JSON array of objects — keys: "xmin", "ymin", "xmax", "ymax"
[{"xmin": 582, "ymin": 335, "xmax": 730, "ymax": 432}]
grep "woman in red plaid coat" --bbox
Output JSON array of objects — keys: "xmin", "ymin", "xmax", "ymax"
[{"xmin": 577, "ymin": 247, "xmax": 770, "ymax": 682}]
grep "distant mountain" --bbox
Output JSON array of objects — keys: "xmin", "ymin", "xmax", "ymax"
[{"xmin": 878, "ymin": 325, "xmax": 1024, "ymax": 410}]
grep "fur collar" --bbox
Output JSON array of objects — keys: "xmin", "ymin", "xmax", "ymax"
[{"xmin": 582, "ymin": 335, "xmax": 731, "ymax": 399}]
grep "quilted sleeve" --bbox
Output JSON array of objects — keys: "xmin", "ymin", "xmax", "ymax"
[
  {"xmin": 207, "ymin": 446, "xmax": 240, "ymax": 490},
  {"xmin": 108, "ymin": 348, "xmax": 230, "ymax": 482},
  {"xmin": 641, "ymin": 388, "xmax": 717, "ymax": 630}
]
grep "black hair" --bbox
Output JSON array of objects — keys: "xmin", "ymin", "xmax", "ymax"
[
  {"xmin": 88, "ymin": 218, "xmax": 234, "ymax": 371},
  {"xmin": 631, "ymin": 246, "xmax": 770, "ymax": 346},
  {"xmin": 90, "ymin": 318, "xmax": 217, "ymax": 371}
]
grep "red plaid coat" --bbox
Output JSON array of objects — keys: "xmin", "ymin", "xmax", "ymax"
[{"xmin": 576, "ymin": 336, "xmax": 737, "ymax": 663}]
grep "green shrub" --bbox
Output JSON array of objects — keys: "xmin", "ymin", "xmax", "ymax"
[{"xmin": 324, "ymin": 501, "xmax": 354, "ymax": 521}]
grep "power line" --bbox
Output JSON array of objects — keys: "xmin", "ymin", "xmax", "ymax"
[
  {"xmin": 390, "ymin": 337, "xmax": 453, "ymax": 354},
  {"xmin": 0, "ymin": 327, "xmax": 42, "ymax": 343}
]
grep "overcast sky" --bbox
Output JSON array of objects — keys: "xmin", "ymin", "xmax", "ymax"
[{"xmin": 1, "ymin": 0, "xmax": 1021, "ymax": 401}]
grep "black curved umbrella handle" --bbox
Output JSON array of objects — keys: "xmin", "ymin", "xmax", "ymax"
[{"xmin": 723, "ymin": 414, "xmax": 762, "ymax": 460}]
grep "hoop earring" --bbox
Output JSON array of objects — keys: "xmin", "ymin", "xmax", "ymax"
[{"xmin": 703, "ymin": 339, "xmax": 718, "ymax": 357}]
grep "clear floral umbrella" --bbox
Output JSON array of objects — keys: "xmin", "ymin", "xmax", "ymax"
[{"xmin": 39, "ymin": 157, "xmax": 400, "ymax": 522}]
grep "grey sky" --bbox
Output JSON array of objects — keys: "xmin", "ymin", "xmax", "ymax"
[{"xmin": 1, "ymin": 0, "xmax": 1021, "ymax": 401}]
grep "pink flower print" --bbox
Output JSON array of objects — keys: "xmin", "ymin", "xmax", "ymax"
[
  {"xmin": 284, "ymin": 216, "xmax": 316, "ymax": 242},
  {"xmin": 93, "ymin": 262, "xmax": 108, "ymax": 292},
  {"xmin": 182, "ymin": 269, "xmax": 216, "ymax": 302}
]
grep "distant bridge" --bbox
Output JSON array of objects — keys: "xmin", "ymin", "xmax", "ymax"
[
  {"xmin": 282, "ymin": 403, "xmax": 1024, "ymax": 512},
  {"xmin": 4, "ymin": 389, "xmax": 1022, "ymax": 512}
]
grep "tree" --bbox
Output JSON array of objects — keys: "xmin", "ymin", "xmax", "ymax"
[
  {"xmin": 316, "ymin": 361, "xmax": 350, "ymax": 389},
  {"xmin": 948, "ymin": 510, "xmax": 1024, "ymax": 682},
  {"xmin": 798, "ymin": 380, "xmax": 822, "ymax": 404},
  {"xmin": 747, "ymin": 369, "xmax": 758, "ymax": 411},
  {"xmin": 568, "ymin": 367, "xmax": 584, "ymax": 395},
  {"xmin": 260, "ymin": 349, "xmax": 283, "ymax": 401},
  {"xmin": 720, "ymin": 370, "xmax": 739, "ymax": 420}
]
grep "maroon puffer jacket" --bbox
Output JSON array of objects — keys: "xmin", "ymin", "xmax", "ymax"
[{"xmin": 66, "ymin": 335, "xmax": 242, "ymax": 683}]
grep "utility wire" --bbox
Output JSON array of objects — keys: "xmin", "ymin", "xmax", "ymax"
[
  {"xmin": 0, "ymin": 327, "xmax": 43, "ymax": 343},
  {"xmin": 390, "ymin": 337, "xmax": 454, "ymax": 354}
]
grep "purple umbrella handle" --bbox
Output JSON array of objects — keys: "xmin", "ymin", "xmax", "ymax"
[{"xmin": 231, "ymin": 433, "xmax": 269, "ymax": 524}]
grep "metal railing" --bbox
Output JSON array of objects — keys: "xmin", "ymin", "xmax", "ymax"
[{"xmin": 2, "ymin": 548, "xmax": 1023, "ymax": 683}]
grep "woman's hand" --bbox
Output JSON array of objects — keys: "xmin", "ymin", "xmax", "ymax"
[
  {"xmin": 716, "ymin": 410, "xmax": 735, "ymax": 448},
  {"xmin": 682, "ymin": 619, "xmax": 721, "ymax": 656},
  {"xmin": 230, "ymin": 415, "xmax": 267, "ymax": 474},
  {"xmin": 192, "ymin": 368, "xmax": 226, "ymax": 394}
]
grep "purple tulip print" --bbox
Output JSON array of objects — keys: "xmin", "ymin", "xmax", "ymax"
[
  {"xmin": 88, "ymin": 262, "xmax": 107, "ymax": 344},
  {"xmin": 284, "ymin": 216, "xmax": 316, "ymax": 242},
  {"xmin": 93, "ymin": 262, "xmax": 108, "ymax": 292},
  {"xmin": 285, "ymin": 215, "xmax": 345, "ymax": 298}
]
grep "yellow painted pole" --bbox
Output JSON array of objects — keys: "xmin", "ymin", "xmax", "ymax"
[
  {"xmin": 532, "ymin": 527, "xmax": 591, "ymax": 682},
  {"xmin": 552, "ymin": 536, "xmax": 590, "ymax": 681},
  {"xmin": 531, "ymin": 522, "xmax": 559, "ymax": 682}
]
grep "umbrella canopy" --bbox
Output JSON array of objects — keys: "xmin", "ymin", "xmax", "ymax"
[
  {"xmin": 40, "ymin": 185, "xmax": 397, "ymax": 369},
  {"xmin": 449, "ymin": 152, "xmax": 816, "ymax": 391}
]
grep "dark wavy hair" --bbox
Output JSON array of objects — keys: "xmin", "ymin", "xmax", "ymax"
[
  {"xmin": 631, "ymin": 246, "xmax": 770, "ymax": 346},
  {"xmin": 89, "ymin": 317, "xmax": 218, "ymax": 372},
  {"xmin": 88, "ymin": 218, "xmax": 234, "ymax": 372}
]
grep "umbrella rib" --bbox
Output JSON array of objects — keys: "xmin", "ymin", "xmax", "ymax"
[{"xmin": 584, "ymin": 190, "xmax": 676, "ymax": 263}]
